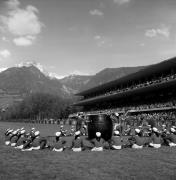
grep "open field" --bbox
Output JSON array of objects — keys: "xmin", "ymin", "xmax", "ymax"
[{"xmin": 0, "ymin": 122, "xmax": 176, "ymax": 180}]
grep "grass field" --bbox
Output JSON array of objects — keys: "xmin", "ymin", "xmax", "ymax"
[{"xmin": 0, "ymin": 122, "xmax": 176, "ymax": 180}]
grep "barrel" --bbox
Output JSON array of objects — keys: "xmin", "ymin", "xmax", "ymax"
[{"xmin": 87, "ymin": 114, "xmax": 113, "ymax": 141}]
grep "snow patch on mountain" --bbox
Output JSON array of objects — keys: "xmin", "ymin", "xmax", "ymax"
[
  {"xmin": 48, "ymin": 72, "xmax": 65, "ymax": 80},
  {"xmin": 15, "ymin": 61, "xmax": 64, "ymax": 79},
  {"xmin": 16, "ymin": 61, "xmax": 47, "ymax": 73},
  {"xmin": 0, "ymin": 68, "xmax": 8, "ymax": 73}
]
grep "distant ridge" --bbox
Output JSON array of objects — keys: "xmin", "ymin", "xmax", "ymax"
[{"xmin": 81, "ymin": 66, "xmax": 145, "ymax": 90}]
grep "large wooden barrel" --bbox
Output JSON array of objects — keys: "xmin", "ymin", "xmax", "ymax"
[{"xmin": 87, "ymin": 114, "xmax": 113, "ymax": 141}]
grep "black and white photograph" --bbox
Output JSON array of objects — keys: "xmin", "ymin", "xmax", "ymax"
[{"xmin": 0, "ymin": 0, "xmax": 176, "ymax": 179}]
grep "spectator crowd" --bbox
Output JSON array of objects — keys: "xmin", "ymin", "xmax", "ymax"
[{"xmin": 84, "ymin": 73, "xmax": 176, "ymax": 100}]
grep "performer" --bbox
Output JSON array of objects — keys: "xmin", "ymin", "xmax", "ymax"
[
  {"xmin": 91, "ymin": 132, "xmax": 104, "ymax": 151},
  {"xmin": 4, "ymin": 129, "xmax": 13, "ymax": 145},
  {"xmin": 15, "ymin": 130, "xmax": 27, "ymax": 149},
  {"xmin": 149, "ymin": 127, "xmax": 162, "ymax": 148},
  {"xmin": 70, "ymin": 126, "xmax": 75, "ymax": 136},
  {"xmin": 29, "ymin": 127, "xmax": 36, "ymax": 141},
  {"xmin": 22, "ymin": 131, "xmax": 46, "ymax": 151},
  {"xmin": 72, "ymin": 131, "xmax": 83, "ymax": 152},
  {"xmin": 161, "ymin": 124, "xmax": 167, "ymax": 133},
  {"xmin": 53, "ymin": 132, "xmax": 66, "ymax": 152},
  {"xmin": 109, "ymin": 130, "xmax": 123, "ymax": 150},
  {"xmin": 81, "ymin": 125, "xmax": 87, "ymax": 136},
  {"xmin": 60, "ymin": 125, "xmax": 67, "ymax": 136},
  {"xmin": 76, "ymin": 114, "xmax": 83, "ymax": 131},
  {"xmin": 10, "ymin": 130, "xmax": 19, "ymax": 147},
  {"xmin": 165, "ymin": 128, "xmax": 176, "ymax": 147},
  {"xmin": 128, "ymin": 129, "xmax": 145, "ymax": 149},
  {"xmin": 124, "ymin": 125, "xmax": 131, "ymax": 136}
]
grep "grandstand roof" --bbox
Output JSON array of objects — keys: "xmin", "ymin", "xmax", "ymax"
[{"xmin": 76, "ymin": 57, "xmax": 176, "ymax": 96}]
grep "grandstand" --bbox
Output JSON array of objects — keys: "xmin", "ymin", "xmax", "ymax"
[{"xmin": 73, "ymin": 57, "xmax": 176, "ymax": 116}]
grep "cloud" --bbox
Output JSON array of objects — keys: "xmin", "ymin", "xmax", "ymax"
[
  {"xmin": 0, "ymin": 26, "xmax": 5, "ymax": 32},
  {"xmin": 94, "ymin": 35, "xmax": 101, "ymax": 40},
  {"xmin": 6, "ymin": 0, "xmax": 20, "ymax": 9},
  {"xmin": 140, "ymin": 43, "xmax": 145, "ymax": 47},
  {"xmin": 13, "ymin": 35, "xmax": 36, "ymax": 46},
  {"xmin": 2, "ymin": 36, "xmax": 9, "ymax": 42},
  {"xmin": 145, "ymin": 25, "xmax": 170, "ymax": 38},
  {"xmin": 0, "ymin": 49, "xmax": 11, "ymax": 58},
  {"xmin": 113, "ymin": 0, "xmax": 131, "ymax": 5},
  {"xmin": 0, "ymin": 0, "xmax": 43, "ymax": 46},
  {"xmin": 145, "ymin": 29, "xmax": 157, "ymax": 38},
  {"xmin": 94, "ymin": 35, "xmax": 112, "ymax": 48},
  {"xmin": 1, "ymin": 6, "xmax": 41, "ymax": 36},
  {"xmin": 89, "ymin": 9, "xmax": 104, "ymax": 16}
]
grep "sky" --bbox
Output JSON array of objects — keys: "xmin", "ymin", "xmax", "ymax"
[{"xmin": 0, "ymin": 0, "xmax": 176, "ymax": 78}]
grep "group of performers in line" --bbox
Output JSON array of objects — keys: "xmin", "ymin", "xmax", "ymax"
[{"xmin": 4, "ymin": 124, "xmax": 176, "ymax": 152}]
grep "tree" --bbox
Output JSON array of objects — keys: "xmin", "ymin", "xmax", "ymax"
[{"xmin": 6, "ymin": 92, "xmax": 75, "ymax": 121}]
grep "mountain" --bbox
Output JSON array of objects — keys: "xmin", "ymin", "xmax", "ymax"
[
  {"xmin": 0, "ymin": 62, "xmax": 145, "ymax": 109},
  {"xmin": 59, "ymin": 75, "xmax": 92, "ymax": 94},
  {"xmin": 60, "ymin": 66, "xmax": 145, "ymax": 92},
  {"xmin": 0, "ymin": 65, "xmax": 70, "ymax": 99},
  {"xmin": 57, "ymin": 66, "xmax": 145, "ymax": 95},
  {"xmin": 82, "ymin": 66, "xmax": 145, "ymax": 90}
]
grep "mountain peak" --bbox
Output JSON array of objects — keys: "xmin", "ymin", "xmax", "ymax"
[
  {"xmin": 16, "ymin": 61, "xmax": 46, "ymax": 73},
  {"xmin": 15, "ymin": 61, "xmax": 60, "ymax": 79}
]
